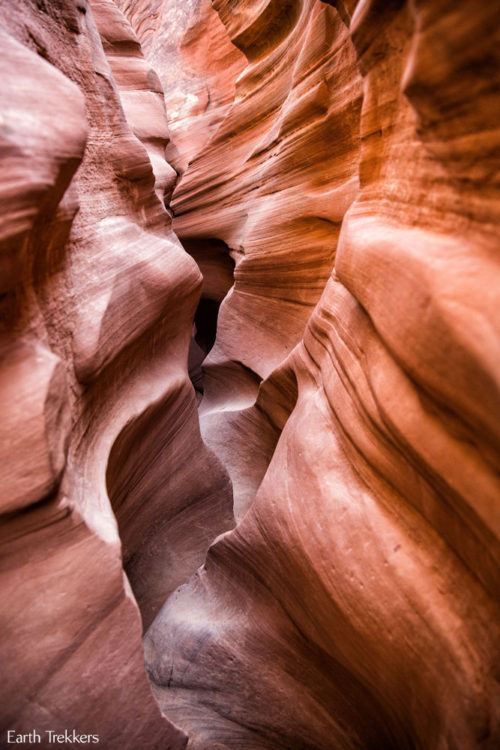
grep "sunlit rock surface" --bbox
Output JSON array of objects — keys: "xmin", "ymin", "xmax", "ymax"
[
  {"xmin": 116, "ymin": 0, "xmax": 245, "ymax": 173},
  {"xmin": 1, "ymin": 0, "xmax": 499, "ymax": 749},
  {"xmin": 0, "ymin": 0, "xmax": 232, "ymax": 746},
  {"xmin": 124, "ymin": 1, "xmax": 500, "ymax": 748}
]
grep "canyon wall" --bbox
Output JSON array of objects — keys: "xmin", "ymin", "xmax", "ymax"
[
  {"xmin": 123, "ymin": 1, "xmax": 500, "ymax": 748},
  {"xmin": 1, "ymin": 1, "xmax": 499, "ymax": 749},
  {"xmin": 0, "ymin": 0, "xmax": 232, "ymax": 746}
]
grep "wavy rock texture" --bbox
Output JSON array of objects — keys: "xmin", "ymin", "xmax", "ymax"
[
  {"xmin": 0, "ymin": 0, "xmax": 232, "ymax": 746},
  {"xmin": 115, "ymin": 0, "xmax": 245, "ymax": 173},
  {"xmin": 120, "ymin": 0, "xmax": 500, "ymax": 748},
  {"xmin": 1, "ymin": 1, "xmax": 499, "ymax": 749}
]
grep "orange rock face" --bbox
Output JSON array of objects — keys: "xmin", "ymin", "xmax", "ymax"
[
  {"xmin": 1, "ymin": 1, "xmax": 499, "ymax": 749},
  {"xmin": 0, "ymin": 0, "xmax": 230, "ymax": 746},
  {"xmin": 136, "ymin": 1, "xmax": 499, "ymax": 748}
]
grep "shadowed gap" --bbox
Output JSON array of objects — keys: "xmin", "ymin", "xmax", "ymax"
[{"xmin": 181, "ymin": 237, "xmax": 235, "ymax": 395}]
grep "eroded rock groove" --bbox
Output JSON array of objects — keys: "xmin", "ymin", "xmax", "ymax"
[{"xmin": 1, "ymin": 1, "xmax": 499, "ymax": 749}]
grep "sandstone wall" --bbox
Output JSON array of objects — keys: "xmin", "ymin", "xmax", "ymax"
[
  {"xmin": 129, "ymin": 1, "xmax": 499, "ymax": 748},
  {"xmin": 1, "ymin": 0, "xmax": 499, "ymax": 749},
  {"xmin": 0, "ymin": 0, "xmax": 233, "ymax": 745}
]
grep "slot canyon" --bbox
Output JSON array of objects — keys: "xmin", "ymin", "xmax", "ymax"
[{"xmin": 0, "ymin": 0, "xmax": 499, "ymax": 748}]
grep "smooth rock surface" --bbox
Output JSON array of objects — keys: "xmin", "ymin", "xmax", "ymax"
[
  {"xmin": 123, "ymin": 1, "xmax": 500, "ymax": 748},
  {"xmin": 1, "ymin": 0, "xmax": 499, "ymax": 749},
  {"xmin": 0, "ymin": 0, "xmax": 232, "ymax": 745}
]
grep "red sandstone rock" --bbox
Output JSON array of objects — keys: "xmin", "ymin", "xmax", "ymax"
[
  {"xmin": 1, "ymin": 0, "xmax": 499, "ymax": 749},
  {"xmin": 0, "ymin": 0, "xmax": 232, "ymax": 745},
  {"xmin": 116, "ymin": 0, "xmax": 245, "ymax": 173},
  {"xmin": 137, "ymin": 1, "xmax": 500, "ymax": 748}
]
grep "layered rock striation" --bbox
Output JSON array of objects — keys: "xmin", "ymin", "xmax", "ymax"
[
  {"xmin": 122, "ymin": 1, "xmax": 500, "ymax": 748},
  {"xmin": 0, "ymin": 0, "xmax": 232, "ymax": 746},
  {"xmin": 1, "ymin": 1, "xmax": 499, "ymax": 749}
]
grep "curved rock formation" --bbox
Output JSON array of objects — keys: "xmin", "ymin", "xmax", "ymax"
[
  {"xmin": 0, "ymin": 0, "xmax": 231, "ymax": 745},
  {"xmin": 1, "ymin": 0, "xmax": 499, "ymax": 749},
  {"xmin": 116, "ymin": 0, "xmax": 246, "ymax": 173},
  {"xmin": 131, "ymin": 1, "xmax": 500, "ymax": 748}
]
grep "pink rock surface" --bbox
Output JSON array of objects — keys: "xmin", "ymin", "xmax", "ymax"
[
  {"xmin": 116, "ymin": 0, "xmax": 245, "ymax": 173},
  {"xmin": 0, "ymin": 0, "xmax": 231, "ymax": 745},
  {"xmin": 136, "ymin": 1, "xmax": 500, "ymax": 748},
  {"xmin": 1, "ymin": 0, "xmax": 499, "ymax": 749},
  {"xmin": 0, "ymin": 339, "xmax": 70, "ymax": 514}
]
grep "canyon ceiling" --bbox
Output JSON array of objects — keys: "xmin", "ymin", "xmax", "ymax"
[{"xmin": 0, "ymin": 0, "xmax": 499, "ymax": 749}]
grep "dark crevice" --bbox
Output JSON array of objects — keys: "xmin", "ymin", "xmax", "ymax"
[
  {"xmin": 178, "ymin": 236, "xmax": 236, "ymax": 396},
  {"xmin": 194, "ymin": 297, "xmax": 219, "ymax": 353}
]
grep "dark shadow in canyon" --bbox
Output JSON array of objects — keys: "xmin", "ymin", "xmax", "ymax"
[{"xmin": 181, "ymin": 236, "xmax": 235, "ymax": 396}]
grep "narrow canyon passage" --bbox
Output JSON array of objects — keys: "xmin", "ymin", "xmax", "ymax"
[{"xmin": 0, "ymin": 1, "xmax": 499, "ymax": 750}]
